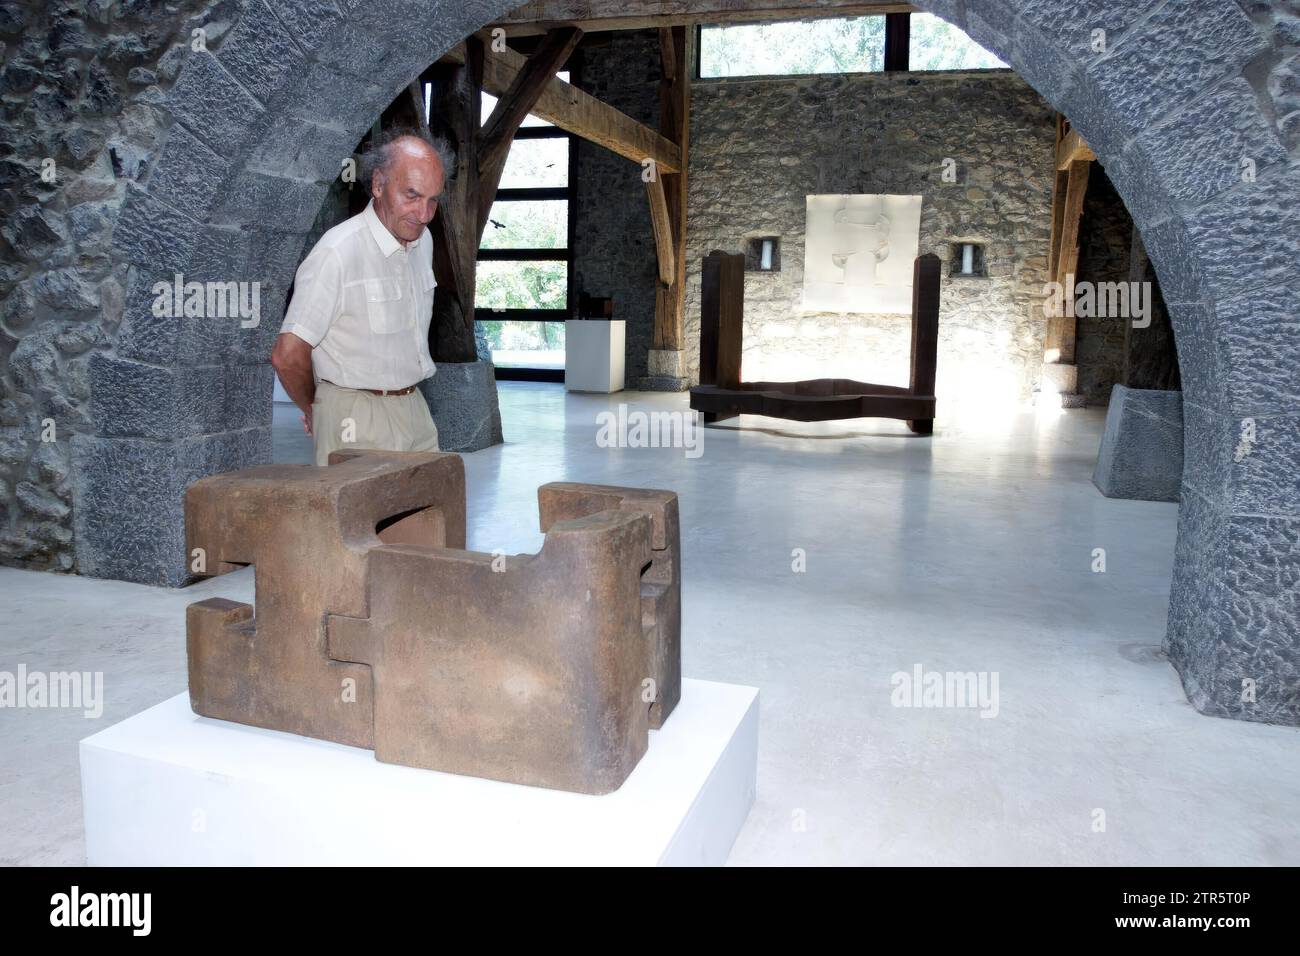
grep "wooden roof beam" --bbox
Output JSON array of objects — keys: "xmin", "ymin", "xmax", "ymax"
[
  {"xmin": 441, "ymin": 37, "xmax": 682, "ymax": 173},
  {"xmin": 489, "ymin": 1, "xmax": 916, "ymax": 36}
]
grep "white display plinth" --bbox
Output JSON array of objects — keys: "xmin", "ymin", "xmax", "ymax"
[
  {"xmin": 565, "ymin": 319, "xmax": 625, "ymax": 393},
  {"xmin": 80, "ymin": 678, "xmax": 758, "ymax": 866}
]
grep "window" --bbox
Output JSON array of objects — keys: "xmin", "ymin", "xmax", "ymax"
[
  {"xmin": 475, "ymin": 69, "xmax": 574, "ymax": 376},
  {"xmin": 699, "ymin": 16, "xmax": 885, "ymax": 78},
  {"xmin": 697, "ymin": 14, "xmax": 1005, "ymax": 78},
  {"xmin": 909, "ymin": 13, "xmax": 1008, "ymax": 70}
]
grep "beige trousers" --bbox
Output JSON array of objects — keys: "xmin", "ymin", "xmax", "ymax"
[{"xmin": 312, "ymin": 380, "xmax": 440, "ymax": 466}]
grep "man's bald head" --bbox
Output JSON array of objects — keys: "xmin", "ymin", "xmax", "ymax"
[{"xmin": 363, "ymin": 130, "xmax": 454, "ymax": 245}]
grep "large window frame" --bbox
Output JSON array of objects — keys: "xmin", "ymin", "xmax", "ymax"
[
  {"xmin": 476, "ymin": 54, "xmax": 580, "ymax": 383},
  {"xmin": 694, "ymin": 12, "xmax": 1008, "ymax": 79}
]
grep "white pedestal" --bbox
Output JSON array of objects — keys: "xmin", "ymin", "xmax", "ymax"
[
  {"xmin": 80, "ymin": 678, "xmax": 758, "ymax": 866},
  {"xmin": 565, "ymin": 319, "xmax": 625, "ymax": 393}
]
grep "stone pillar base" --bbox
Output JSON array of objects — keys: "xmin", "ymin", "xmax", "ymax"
[
  {"xmin": 1038, "ymin": 362, "xmax": 1086, "ymax": 408},
  {"xmin": 419, "ymin": 361, "xmax": 504, "ymax": 453},
  {"xmin": 636, "ymin": 349, "xmax": 689, "ymax": 392},
  {"xmin": 1092, "ymin": 384, "xmax": 1183, "ymax": 502}
]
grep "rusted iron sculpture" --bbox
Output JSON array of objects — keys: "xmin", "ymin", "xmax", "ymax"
[{"xmin": 185, "ymin": 449, "xmax": 681, "ymax": 795}]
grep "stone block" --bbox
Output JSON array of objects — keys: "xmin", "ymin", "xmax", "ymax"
[
  {"xmin": 112, "ymin": 185, "xmax": 203, "ymax": 275},
  {"xmin": 287, "ymin": 63, "xmax": 385, "ymax": 137},
  {"xmin": 1164, "ymin": 487, "xmax": 1231, "ymax": 708},
  {"xmin": 246, "ymin": 117, "xmax": 361, "ymax": 184},
  {"xmin": 1089, "ymin": 0, "xmax": 1268, "ymax": 127},
  {"xmin": 419, "ymin": 361, "xmax": 503, "ymax": 452},
  {"xmin": 213, "ymin": 171, "xmax": 329, "ymax": 234},
  {"xmin": 312, "ymin": 22, "xmax": 401, "ymax": 79},
  {"xmin": 1136, "ymin": 77, "xmax": 1287, "ymax": 208},
  {"xmin": 71, "ymin": 433, "xmax": 188, "ymax": 584},
  {"xmin": 1008, "ymin": 0, "xmax": 1147, "ymax": 59},
  {"xmin": 1092, "ymin": 384, "xmax": 1184, "ymax": 501},
  {"xmin": 1167, "ymin": 493, "xmax": 1300, "ymax": 726},
  {"xmin": 89, "ymin": 352, "xmax": 180, "ymax": 439},
  {"xmin": 214, "ymin": 0, "xmax": 307, "ymax": 106},
  {"xmin": 1180, "ymin": 398, "xmax": 1233, "ymax": 502},
  {"xmin": 1229, "ymin": 413, "xmax": 1300, "ymax": 518},
  {"xmin": 144, "ymin": 121, "xmax": 232, "ymax": 221},
  {"xmin": 1137, "ymin": 216, "xmax": 1206, "ymax": 307},
  {"xmin": 164, "ymin": 49, "xmax": 266, "ymax": 154},
  {"xmin": 223, "ymin": 363, "xmax": 275, "ymax": 430},
  {"xmin": 114, "ymin": 268, "xmax": 245, "ymax": 367},
  {"xmin": 1040, "ymin": 362, "xmax": 1077, "ymax": 394},
  {"xmin": 89, "ymin": 355, "xmax": 264, "ymax": 439},
  {"xmin": 1165, "ymin": 302, "xmax": 1219, "ymax": 409},
  {"xmin": 647, "ymin": 348, "xmax": 685, "ymax": 378},
  {"xmin": 71, "ymin": 428, "xmax": 272, "ymax": 585},
  {"xmin": 266, "ymin": 0, "xmax": 347, "ymax": 53},
  {"xmin": 1184, "ymin": 163, "xmax": 1300, "ymax": 307},
  {"xmin": 1214, "ymin": 280, "xmax": 1300, "ymax": 415}
]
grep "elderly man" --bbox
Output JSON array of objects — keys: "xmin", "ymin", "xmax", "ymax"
[{"xmin": 272, "ymin": 129, "xmax": 452, "ymax": 465}]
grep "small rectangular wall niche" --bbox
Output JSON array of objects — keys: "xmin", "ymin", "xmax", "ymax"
[
  {"xmin": 744, "ymin": 236, "xmax": 781, "ymax": 272},
  {"xmin": 949, "ymin": 241, "xmax": 987, "ymax": 277}
]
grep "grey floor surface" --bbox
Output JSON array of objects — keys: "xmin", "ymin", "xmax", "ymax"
[{"xmin": 2, "ymin": 383, "xmax": 1297, "ymax": 865}]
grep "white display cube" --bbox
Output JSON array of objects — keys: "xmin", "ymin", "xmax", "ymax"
[
  {"xmin": 564, "ymin": 319, "xmax": 625, "ymax": 393},
  {"xmin": 80, "ymin": 678, "xmax": 758, "ymax": 866}
]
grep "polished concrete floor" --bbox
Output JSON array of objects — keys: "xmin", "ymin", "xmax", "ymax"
[{"xmin": 3, "ymin": 383, "xmax": 1298, "ymax": 865}]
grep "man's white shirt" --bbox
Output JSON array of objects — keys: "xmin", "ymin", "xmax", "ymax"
[{"xmin": 280, "ymin": 200, "xmax": 437, "ymax": 390}]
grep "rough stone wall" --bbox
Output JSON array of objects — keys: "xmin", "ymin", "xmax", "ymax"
[
  {"xmin": 684, "ymin": 69, "xmax": 1056, "ymax": 403},
  {"xmin": 571, "ymin": 31, "xmax": 662, "ymax": 385},
  {"xmin": 0, "ymin": 0, "xmax": 239, "ymax": 573},
  {"xmin": 1, "ymin": 0, "xmax": 518, "ymax": 585},
  {"xmin": 1073, "ymin": 164, "xmax": 1132, "ymax": 406}
]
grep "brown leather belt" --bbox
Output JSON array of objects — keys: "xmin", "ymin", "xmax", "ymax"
[{"xmin": 321, "ymin": 379, "xmax": 417, "ymax": 397}]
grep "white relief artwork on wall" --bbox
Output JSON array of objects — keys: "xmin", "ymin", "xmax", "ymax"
[{"xmin": 801, "ymin": 194, "xmax": 923, "ymax": 315}]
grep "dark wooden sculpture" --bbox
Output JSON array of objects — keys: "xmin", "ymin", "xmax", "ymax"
[{"xmin": 690, "ymin": 251, "xmax": 941, "ymax": 434}]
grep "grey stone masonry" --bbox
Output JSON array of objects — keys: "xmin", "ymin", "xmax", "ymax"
[
  {"xmin": 1092, "ymin": 385, "xmax": 1184, "ymax": 502},
  {"xmin": 685, "ymin": 66, "xmax": 1055, "ymax": 403},
  {"xmin": 418, "ymin": 361, "xmax": 503, "ymax": 453},
  {"xmin": 1, "ymin": 0, "xmax": 523, "ymax": 585}
]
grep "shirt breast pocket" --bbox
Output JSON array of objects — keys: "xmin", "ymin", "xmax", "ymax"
[{"xmin": 363, "ymin": 277, "xmax": 407, "ymax": 334}]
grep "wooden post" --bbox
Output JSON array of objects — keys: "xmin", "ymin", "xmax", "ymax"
[
  {"xmin": 698, "ymin": 251, "xmax": 744, "ymax": 422},
  {"xmin": 427, "ymin": 43, "xmax": 483, "ymax": 363},
  {"xmin": 644, "ymin": 173, "xmax": 676, "ymax": 286},
  {"xmin": 650, "ymin": 25, "xmax": 690, "ymax": 359},
  {"xmin": 907, "ymin": 253, "xmax": 941, "ymax": 434},
  {"xmin": 884, "ymin": 11, "xmax": 910, "ymax": 71},
  {"xmin": 1045, "ymin": 114, "xmax": 1094, "ymax": 371},
  {"xmin": 1049, "ymin": 158, "xmax": 1090, "ymax": 366}
]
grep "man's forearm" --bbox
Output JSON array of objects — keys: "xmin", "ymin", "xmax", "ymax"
[
  {"xmin": 278, "ymin": 363, "xmax": 316, "ymax": 414},
  {"xmin": 270, "ymin": 332, "xmax": 317, "ymax": 414}
]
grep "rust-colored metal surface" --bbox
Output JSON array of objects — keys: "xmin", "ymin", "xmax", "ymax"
[{"xmin": 185, "ymin": 449, "xmax": 681, "ymax": 795}]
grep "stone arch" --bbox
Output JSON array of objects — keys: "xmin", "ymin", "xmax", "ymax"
[{"xmin": 77, "ymin": 0, "xmax": 1296, "ymax": 724}]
